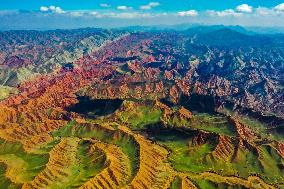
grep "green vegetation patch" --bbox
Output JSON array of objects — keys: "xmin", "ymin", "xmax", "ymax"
[
  {"xmin": 52, "ymin": 121, "xmax": 113, "ymax": 141},
  {"xmin": 52, "ymin": 120, "xmax": 140, "ymax": 182},
  {"xmin": 189, "ymin": 113, "xmax": 236, "ymax": 136},
  {"xmin": 145, "ymin": 128, "xmax": 214, "ymax": 173},
  {"xmin": 113, "ymin": 132, "xmax": 139, "ymax": 179},
  {"xmin": 221, "ymin": 108, "xmax": 284, "ymax": 142},
  {"xmin": 52, "ymin": 138, "xmax": 107, "ymax": 188},
  {"xmin": 169, "ymin": 176, "xmax": 182, "ymax": 189},
  {"xmin": 117, "ymin": 101, "xmax": 162, "ymax": 129},
  {"xmin": 0, "ymin": 163, "xmax": 21, "ymax": 189},
  {"xmin": 194, "ymin": 179, "xmax": 218, "ymax": 189},
  {"xmin": 146, "ymin": 127, "xmax": 284, "ymax": 185},
  {"xmin": 194, "ymin": 179, "xmax": 245, "ymax": 189},
  {"xmin": 0, "ymin": 139, "xmax": 49, "ymax": 186},
  {"xmin": 0, "ymin": 86, "xmax": 18, "ymax": 100}
]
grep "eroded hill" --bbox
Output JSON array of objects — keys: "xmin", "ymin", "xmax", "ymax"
[{"xmin": 0, "ymin": 27, "xmax": 283, "ymax": 189}]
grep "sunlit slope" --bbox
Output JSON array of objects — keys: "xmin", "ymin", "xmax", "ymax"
[
  {"xmin": 0, "ymin": 28, "xmax": 283, "ymax": 189},
  {"xmin": 0, "ymin": 99, "xmax": 282, "ymax": 189}
]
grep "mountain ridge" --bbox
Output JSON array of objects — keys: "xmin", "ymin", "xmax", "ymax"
[{"xmin": 0, "ymin": 27, "xmax": 283, "ymax": 188}]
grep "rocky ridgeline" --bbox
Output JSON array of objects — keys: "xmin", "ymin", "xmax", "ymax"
[
  {"xmin": 0, "ymin": 27, "xmax": 283, "ymax": 188},
  {"xmin": 1, "ymin": 28, "xmax": 283, "ymax": 118}
]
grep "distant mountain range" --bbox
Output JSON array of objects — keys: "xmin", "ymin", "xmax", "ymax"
[{"xmin": 119, "ymin": 24, "xmax": 284, "ymax": 34}]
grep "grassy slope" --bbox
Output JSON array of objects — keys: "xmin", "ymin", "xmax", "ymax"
[
  {"xmin": 188, "ymin": 113, "xmax": 236, "ymax": 136},
  {"xmin": 0, "ymin": 86, "xmax": 18, "ymax": 100},
  {"xmin": 151, "ymin": 128, "xmax": 283, "ymax": 185},
  {"xmin": 0, "ymin": 100, "xmax": 283, "ymax": 188},
  {"xmin": 117, "ymin": 103, "xmax": 162, "ymax": 129},
  {"xmin": 221, "ymin": 108, "xmax": 284, "ymax": 142},
  {"xmin": 52, "ymin": 120, "xmax": 140, "ymax": 184},
  {"xmin": 0, "ymin": 139, "xmax": 49, "ymax": 188}
]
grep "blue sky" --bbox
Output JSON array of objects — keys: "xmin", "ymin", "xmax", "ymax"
[
  {"xmin": 0, "ymin": 0, "xmax": 284, "ymax": 29},
  {"xmin": 1, "ymin": 0, "xmax": 283, "ymax": 11}
]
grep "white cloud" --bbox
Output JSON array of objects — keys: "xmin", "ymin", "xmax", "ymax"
[
  {"xmin": 275, "ymin": 3, "xmax": 284, "ymax": 11},
  {"xmin": 177, "ymin": 10, "xmax": 198, "ymax": 16},
  {"xmin": 207, "ymin": 4, "xmax": 252, "ymax": 17},
  {"xmin": 33, "ymin": 3, "xmax": 284, "ymax": 22},
  {"xmin": 149, "ymin": 2, "xmax": 160, "ymax": 7},
  {"xmin": 140, "ymin": 2, "xmax": 160, "ymax": 10},
  {"xmin": 43, "ymin": 9, "xmax": 166, "ymax": 19},
  {"xmin": 55, "ymin": 7, "xmax": 65, "ymax": 14},
  {"xmin": 40, "ymin": 6, "xmax": 49, "ymax": 12},
  {"xmin": 208, "ymin": 9, "xmax": 242, "ymax": 17},
  {"xmin": 140, "ymin": 5, "xmax": 151, "ymax": 10},
  {"xmin": 51, "ymin": 6, "xmax": 65, "ymax": 14},
  {"xmin": 49, "ymin": 6, "xmax": 56, "ymax": 11},
  {"xmin": 255, "ymin": 7, "xmax": 275, "ymax": 16},
  {"xmin": 255, "ymin": 5, "xmax": 284, "ymax": 16},
  {"xmin": 69, "ymin": 11, "xmax": 84, "ymax": 17},
  {"xmin": 89, "ymin": 11, "xmax": 98, "ymax": 16},
  {"xmin": 99, "ymin": 3, "xmax": 111, "ymax": 8},
  {"xmin": 85, "ymin": 11, "xmax": 168, "ymax": 19},
  {"xmin": 117, "ymin": 6, "xmax": 132, "ymax": 11},
  {"xmin": 110, "ymin": 12, "xmax": 152, "ymax": 19},
  {"xmin": 236, "ymin": 4, "xmax": 253, "ymax": 13},
  {"xmin": 40, "ymin": 5, "xmax": 65, "ymax": 14}
]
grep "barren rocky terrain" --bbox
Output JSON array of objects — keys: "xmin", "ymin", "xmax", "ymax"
[{"xmin": 0, "ymin": 26, "xmax": 283, "ymax": 189}]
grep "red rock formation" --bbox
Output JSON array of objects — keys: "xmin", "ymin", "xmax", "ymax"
[
  {"xmin": 213, "ymin": 136, "xmax": 235, "ymax": 161},
  {"xmin": 191, "ymin": 132, "xmax": 210, "ymax": 146},
  {"xmin": 178, "ymin": 107, "xmax": 193, "ymax": 119},
  {"xmin": 229, "ymin": 117, "xmax": 259, "ymax": 143},
  {"xmin": 274, "ymin": 142, "xmax": 284, "ymax": 159},
  {"xmin": 169, "ymin": 86, "xmax": 179, "ymax": 104}
]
